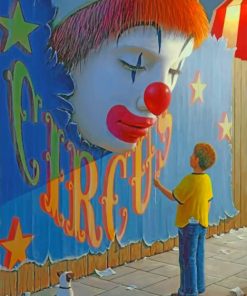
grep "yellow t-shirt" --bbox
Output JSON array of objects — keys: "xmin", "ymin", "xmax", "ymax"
[{"xmin": 173, "ymin": 173, "xmax": 213, "ymax": 228}]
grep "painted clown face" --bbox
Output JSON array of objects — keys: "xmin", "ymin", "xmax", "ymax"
[{"xmin": 71, "ymin": 26, "xmax": 194, "ymax": 152}]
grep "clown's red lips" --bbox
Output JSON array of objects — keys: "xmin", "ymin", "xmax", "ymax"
[{"xmin": 107, "ymin": 105, "xmax": 156, "ymax": 143}]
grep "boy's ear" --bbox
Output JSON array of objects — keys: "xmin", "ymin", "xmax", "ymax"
[{"xmin": 195, "ymin": 156, "xmax": 200, "ymax": 165}]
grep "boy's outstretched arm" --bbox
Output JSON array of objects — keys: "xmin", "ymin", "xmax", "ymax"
[
  {"xmin": 153, "ymin": 178, "xmax": 174, "ymax": 201},
  {"xmin": 208, "ymin": 201, "xmax": 211, "ymax": 212}
]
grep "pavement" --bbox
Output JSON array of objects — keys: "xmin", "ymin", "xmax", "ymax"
[{"xmin": 33, "ymin": 228, "xmax": 247, "ymax": 296}]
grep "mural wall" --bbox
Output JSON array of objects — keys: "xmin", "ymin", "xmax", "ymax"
[{"xmin": 0, "ymin": 0, "xmax": 237, "ymax": 271}]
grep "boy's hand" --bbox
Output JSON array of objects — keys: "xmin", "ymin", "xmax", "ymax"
[
  {"xmin": 153, "ymin": 178, "xmax": 173, "ymax": 201},
  {"xmin": 153, "ymin": 178, "xmax": 161, "ymax": 188}
]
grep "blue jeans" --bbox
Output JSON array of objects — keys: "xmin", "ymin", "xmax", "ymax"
[{"xmin": 178, "ymin": 224, "xmax": 207, "ymax": 296}]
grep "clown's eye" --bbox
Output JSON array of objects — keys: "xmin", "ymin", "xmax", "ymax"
[
  {"xmin": 169, "ymin": 60, "xmax": 183, "ymax": 84},
  {"xmin": 169, "ymin": 68, "xmax": 181, "ymax": 76},
  {"xmin": 119, "ymin": 59, "xmax": 146, "ymax": 72},
  {"xmin": 119, "ymin": 53, "xmax": 146, "ymax": 83}
]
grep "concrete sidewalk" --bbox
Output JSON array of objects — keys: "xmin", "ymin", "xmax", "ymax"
[{"xmin": 33, "ymin": 228, "xmax": 247, "ymax": 296}]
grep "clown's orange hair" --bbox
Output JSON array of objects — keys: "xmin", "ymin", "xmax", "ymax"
[{"xmin": 51, "ymin": 0, "xmax": 209, "ymax": 69}]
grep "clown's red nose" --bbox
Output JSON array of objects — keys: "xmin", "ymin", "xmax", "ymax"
[{"xmin": 144, "ymin": 82, "xmax": 171, "ymax": 116}]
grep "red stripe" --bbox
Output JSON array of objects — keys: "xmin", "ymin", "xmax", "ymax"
[
  {"xmin": 235, "ymin": 2, "xmax": 247, "ymax": 59},
  {"xmin": 211, "ymin": 0, "xmax": 233, "ymax": 39}
]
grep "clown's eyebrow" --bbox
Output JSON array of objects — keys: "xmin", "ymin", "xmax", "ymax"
[
  {"xmin": 156, "ymin": 28, "xmax": 162, "ymax": 53},
  {"xmin": 179, "ymin": 36, "xmax": 193, "ymax": 57}
]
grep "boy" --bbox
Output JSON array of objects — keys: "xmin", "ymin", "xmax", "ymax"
[{"xmin": 154, "ymin": 142, "xmax": 216, "ymax": 296}]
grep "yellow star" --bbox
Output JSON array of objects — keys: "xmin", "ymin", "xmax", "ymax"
[
  {"xmin": 0, "ymin": 217, "xmax": 34, "ymax": 269},
  {"xmin": 0, "ymin": 2, "xmax": 38, "ymax": 53},
  {"xmin": 190, "ymin": 72, "xmax": 207, "ymax": 103},
  {"xmin": 218, "ymin": 113, "xmax": 232, "ymax": 142}
]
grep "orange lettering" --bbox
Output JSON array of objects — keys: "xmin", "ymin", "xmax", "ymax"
[
  {"xmin": 99, "ymin": 153, "xmax": 129, "ymax": 241},
  {"xmin": 64, "ymin": 142, "xmax": 102, "ymax": 247},
  {"xmin": 130, "ymin": 131, "xmax": 155, "ymax": 215}
]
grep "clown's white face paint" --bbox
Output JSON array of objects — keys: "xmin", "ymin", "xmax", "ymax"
[{"xmin": 71, "ymin": 26, "xmax": 194, "ymax": 152}]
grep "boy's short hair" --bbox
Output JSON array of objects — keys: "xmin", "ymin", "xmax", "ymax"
[{"xmin": 194, "ymin": 143, "xmax": 216, "ymax": 170}]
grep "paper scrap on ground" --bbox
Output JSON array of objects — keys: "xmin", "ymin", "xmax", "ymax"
[
  {"xmin": 213, "ymin": 234, "xmax": 222, "ymax": 239},
  {"xmin": 220, "ymin": 249, "xmax": 231, "ymax": 255},
  {"xmin": 95, "ymin": 267, "xmax": 116, "ymax": 277},
  {"xmin": 172, "ymin": 247, "xmax": 179, "ymax": 251},
  {"xmin": 126, "ymin": 285, "xmax": 138, "ymax": 290},
  {"xmin": 230, "ymin": 287, "xmax": 245, "ymax": 296}
]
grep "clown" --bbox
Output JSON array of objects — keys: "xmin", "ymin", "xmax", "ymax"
[{"xmin": 51, "ymin": 0, "xmax": 209, "ymax": 153}]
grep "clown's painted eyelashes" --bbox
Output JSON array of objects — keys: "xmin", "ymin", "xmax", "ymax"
[
  {"xmin": 119, "ymin": 53, "xmax": 146, "ymax": 83},
  {"xmin": 169, "ymin": 68, "xmax": 181, "ymax": 76},
  {"xmin": 119, "ymin": 56, "xmax": 183, "ymax": 75},
  {"xmin": 118, "ymin": 59, "xmax": 146, "ymax": 72},
  {"xmin": 169, "ymin": 60, "xmax": 183, "ymax": 84}
]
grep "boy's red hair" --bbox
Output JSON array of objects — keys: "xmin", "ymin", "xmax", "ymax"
[
  {"xmin": 194, "ymin": 143, "xmax": 217, "ymax": 170},
  {"xmin": 51, "ymin": 0, "xmax": 209, "ymax": 69}
]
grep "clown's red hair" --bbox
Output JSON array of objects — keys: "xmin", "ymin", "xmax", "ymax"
[{"xmin": 51, "ymin": 0, "xmax": 209, "ymax": 69}]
